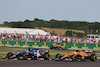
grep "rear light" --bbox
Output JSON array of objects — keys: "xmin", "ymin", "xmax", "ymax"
[
  {"xmin": 38, "ymin": 51, "xmax": 40, "ymax": 54},
  {"xmin": 2, "ymin": 56, "xmax": 6, "ymax": 59}
]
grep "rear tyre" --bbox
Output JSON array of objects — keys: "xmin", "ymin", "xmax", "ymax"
[
  {"xmin": 44, "ymin": 53, "xmax": 50, "ymax": 60},
  {"xmin": 23, "ymin": 56, "xmax": 28, "ymax": 60},
  {"xmin": 90, "ymin": 55, "xmax": 97, "ymax": 61},
  {"xmin": 7, "ymin": 52, "xmax": 13, "ymax": 60}
]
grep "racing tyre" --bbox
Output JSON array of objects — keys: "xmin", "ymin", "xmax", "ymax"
[
  {"xmin": 55, "ymin": 54, "xmax": 62, "ymax": 60},
  {"xmin": 44, "ymin": 53, "xmax": 50, "ymax": 60},
  {"xmin": 56, "ymin": 47, "xmax": 59, "ymax": 50},
  {"xmin": 90, "ymin": 55, "xmax": 97, "ymax": 61},
  {"xmin": 70, "ymin": 55, "xmax": 77, "ymax": 61},
  {"xmin": 28, "ymin": 54, "xmax": 33, "ymax": 60},
  {"xmin": 17, "ymin": 55, "xmax": 21, "ymax": 60},
  {"xmin": 7, "ymin": 52, "xmax": 13, "ymax": 60},
  {"xmin": 23, "ymin": 56, "xmax": 28, "ymax": 60},
  {"xmin": 34, "ymin": 56, "xmax": 37, "ymax": 60}
]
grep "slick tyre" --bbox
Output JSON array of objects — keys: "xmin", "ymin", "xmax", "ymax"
[
  {"xmin": 44, "ymin": 53, "xmax": 50, "ymax": 60},
  {"xmin": 23, "ymin": 56, "xmax": 28, "ymax": 60},
  {"xmin": 55, "ymin": 54, "xmax": 62, "ymax": 60},
  {"xmin": 90, "ymin": 55, "xmax": 97, "ymax": 61},
  {"xmin": 17, "ymin": 55, "xmax": 21, "ymax": 60},
  {"xmin": 7, "ymin": 52, "xmax": 13, "ymax": 60},
  {"xmin": 71, "ymin": 55, "xmax": 77, "ymax": 61},
  {"xmin": 28, "ymin": 54, "xmax": 33, "ymax": 60}
]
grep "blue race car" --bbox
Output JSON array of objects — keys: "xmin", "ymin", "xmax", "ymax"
[
  {"xmin": 7, "ymin": 50, "xmax": 33, "ymax": 60},
  {"xmin": 7, "ymin": 48, "xmax": 50, "ymax": 60}
]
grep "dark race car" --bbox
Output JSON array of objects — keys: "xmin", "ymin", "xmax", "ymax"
[
  {"xmin": 7, "ymin": 50, "xmax": 33, "ymax": 60},
  {"xmin": 7, "ymin": 48, "xmax": 50, "ymax": 60}
]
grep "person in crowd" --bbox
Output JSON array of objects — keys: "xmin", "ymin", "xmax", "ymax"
[{"xmin": 0, "ymin": 33, "xmax": 100, "ymax": 44}]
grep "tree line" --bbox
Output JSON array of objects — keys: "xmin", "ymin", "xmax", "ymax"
[{"xmin": 2, "ymin": 18, "xmax": 100, "ymax": 36}]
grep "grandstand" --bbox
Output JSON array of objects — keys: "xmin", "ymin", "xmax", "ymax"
[{"xmin": 0, "ymin": 27, "xmax": 50, "ymax": 35}]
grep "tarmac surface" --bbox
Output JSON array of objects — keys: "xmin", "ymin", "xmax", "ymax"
[
  {"xmin": 0, "ymin": 60, "xmax": 100, "ymax": 67},
  {"xmin": 1, "ymin": 46, "xmax": 100, "ymax": 53}
]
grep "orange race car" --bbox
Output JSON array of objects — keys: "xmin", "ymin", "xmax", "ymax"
[
  {"xmin": 55, "ymin": 50, "xmax": 97, "ymax": 62},
  {"xmin": 50, "ymin": 44, "xmax": 68, "ymax": 50}
]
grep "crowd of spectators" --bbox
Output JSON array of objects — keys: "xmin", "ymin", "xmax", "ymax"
[{"xmin": 0, "ymin": 33, "xmax": 100, "ymax": 44}]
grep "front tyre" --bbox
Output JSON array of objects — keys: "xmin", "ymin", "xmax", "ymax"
[
  {"xmin": 55, "ymin": 54, "xmax": 62, "ymax": 61},
  {"xmin": 70, "ymin": 55, "xmax": 77, "ymax": 61}
]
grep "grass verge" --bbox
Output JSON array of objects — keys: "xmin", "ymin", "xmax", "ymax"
[{"xmin": 0, "ymin": 47, "xmax": 27, "ymax": 51}]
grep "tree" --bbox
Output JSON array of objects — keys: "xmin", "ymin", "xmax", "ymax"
[
  {"xmin": 65, "ymin": 31, "xmax": 84, "ymax": 38},
  {"xmin": 34, "ymin": 18, "xmax": 39, "ymax": 21},
  {"xmin": 76, "ymin": 33, "xmax": 84, "ymax": 38},
  {"xmin": 24, "ymin": 19, "xmax": 30, "ymax": 23},
  {"xmin": 2, "ymin": 18, "xmax": 100, "ymax": 35},
  {"xmin": 3, "ymin": 21, "xmax": 8, "ymax": 25},
  {"xmin": 51, "ymin": 31, "xmax": 57, "ymax": 35},
  {"xmin": 65, "ymin": 31, "xmax": 73, "ymax": 37}
]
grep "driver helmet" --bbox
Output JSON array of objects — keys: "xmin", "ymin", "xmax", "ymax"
[{"xmin": 74, "ymin": 52, "xmax": 77, "ymax": 55}]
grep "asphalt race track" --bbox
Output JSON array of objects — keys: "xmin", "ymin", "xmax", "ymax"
[{"xmin": 0, "ymin": 60, "xmax": 100, "ymax": 67}]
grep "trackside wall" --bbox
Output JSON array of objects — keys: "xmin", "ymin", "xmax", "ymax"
[{"xmin": 0, "ymin": 41, "xmax": 100, "ymax": 49}]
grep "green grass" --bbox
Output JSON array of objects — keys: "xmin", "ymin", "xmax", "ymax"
[
  {"xmin": 49, "ymin": 50, "xmax": 71, "ymax": 58},
  {"xmin": 87, "ymin": 53, "xmax": 100, "ymax": 57},
  {"xmin": 0, "ymin": 47, "xmax": 27, "ymax": 51},
  {"xmin": 95, "ymin": 54, "xmax": 100, "ymax": 57}
]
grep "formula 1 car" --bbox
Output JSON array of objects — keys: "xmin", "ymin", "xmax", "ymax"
[
  {"xmin": 29, "ymin": 48, "xmax": 50, "ymax": 60},
  {"xmin": 50, "ymin": 44, "xmax": 68, "ymax": 50},
  {"xmin": 7, "ymin": 50, "xmax": 33, "ymax": 60},
  {"xmin": 7, "ymin": 48, "xmax": 50, "ymax": 60},
  {"xmin": 55, "ymin": 50, "xmax": 97, "ymax": 62}
]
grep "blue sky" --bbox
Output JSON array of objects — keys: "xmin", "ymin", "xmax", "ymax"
[{"xmin": 0, "ymin": 0, "xmax": 100, "ymax": 24}]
